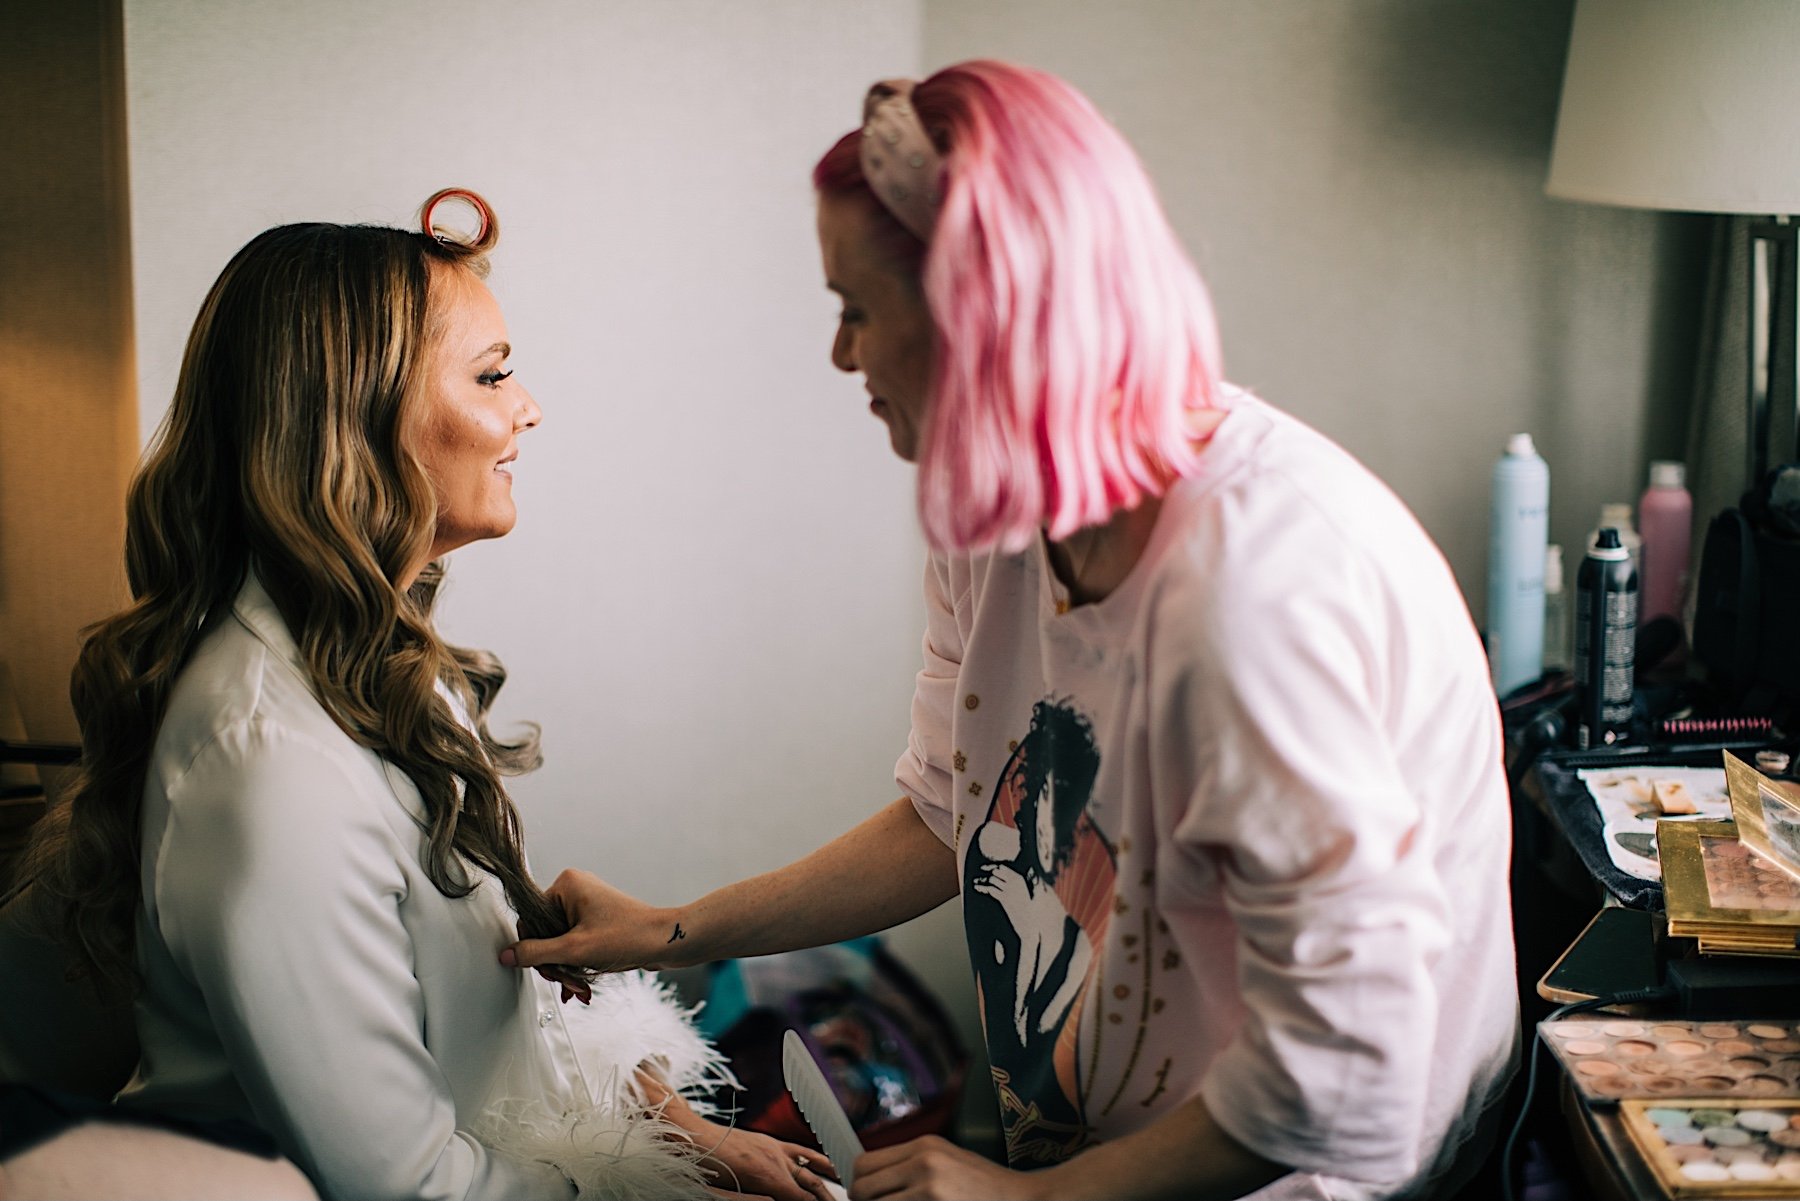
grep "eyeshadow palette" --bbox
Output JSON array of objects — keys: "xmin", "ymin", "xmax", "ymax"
[
  {"xmin": 1542, "ymin": 1015, "xmax": 1800, "ymax": 1103},
  {"xmin": 1619, "ymin": 1099, "xmax": 1800, "ymax": 1196},
  {"xmin": 1660, "ymin": 818, "xmax": 1800, "ymax": 955},
  {"xmin": 1728, "ymin": 751, "xmax": 1800, "ymax": 884}
]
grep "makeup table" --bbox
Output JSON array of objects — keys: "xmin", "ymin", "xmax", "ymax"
[
  {"xmin": 1546, "ymin": 1018, "xmax": 1800, "ymax": 1198},
  {"xmin": 1560, "ymin": 1079, "xmax": 1675, "ymax": 1201},
  {"xmin": 1517, "ymin": 739, "xmax": 1800, "ymax": 1195},
  {"xmin": 1537, "ymin": 915, "xmax": 1800, "ymax": 1197}
]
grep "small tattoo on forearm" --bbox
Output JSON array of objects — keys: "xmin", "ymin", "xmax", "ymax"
[{"xmin": 667, "ymin": 923, "xmax": 687, "ymax": 943}]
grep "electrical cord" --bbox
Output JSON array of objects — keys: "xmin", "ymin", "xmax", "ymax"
[
  {"xmin": 1508, "ymin": 705, "xmax": 1566, "ymax": 800},
  {"xmin": 1501, "ymin": 985, "xmax": 1678, "ymax": 1201}
]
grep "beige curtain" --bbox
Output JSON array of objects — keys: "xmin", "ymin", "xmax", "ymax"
[{"xmin": 1683, "ymin": 216, "xmax": 1752, "ymax": 558}]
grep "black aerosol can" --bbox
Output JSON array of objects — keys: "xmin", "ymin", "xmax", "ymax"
[{"xmin": 1575, "ymin": 527, "xmax": 1638, "ymax": 748}]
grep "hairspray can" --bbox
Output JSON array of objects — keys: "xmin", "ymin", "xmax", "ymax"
[
  {"xmin": 1487, "ymin": 433, "xmax": 1550, "ymax": 695},
  {"xmin": 1574, "ymin": 527, "xmax": 1638, "ymax": 747}
]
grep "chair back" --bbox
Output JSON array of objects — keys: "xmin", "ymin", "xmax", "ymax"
[{"xmin": 0, "ymin": 883, "xmax": 140, "ymax": 1101}]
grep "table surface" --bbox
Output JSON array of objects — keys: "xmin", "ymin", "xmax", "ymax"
[
  {"xmin": 1537, "ymin": 913, "xmax": 1800, "ymax": 1200},
  {"xmin": 1520, "ymin": 761, "xmax": 1800, "ymax": 1198},
  {"xmin": 1562, "ymin": 1078, "xmax": 1672, "ymax": 1201}
]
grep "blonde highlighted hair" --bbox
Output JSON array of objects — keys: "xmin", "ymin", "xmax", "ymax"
[
  {"xmin": 815, "ymin": 60, "xmax": 1224, "ymax": 553},
  {"xmin": 20, "ymin": 190, "xmax": 583, "ymax": 998}
]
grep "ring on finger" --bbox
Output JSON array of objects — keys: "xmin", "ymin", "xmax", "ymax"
[{"xmin": 795, "ymin": 1155, "xmax": 811, "ymax": 1169}]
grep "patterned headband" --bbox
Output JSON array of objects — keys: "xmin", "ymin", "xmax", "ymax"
[{"xmin": 860, "ymin": 79, "xmax": 943, "ymax": 242}]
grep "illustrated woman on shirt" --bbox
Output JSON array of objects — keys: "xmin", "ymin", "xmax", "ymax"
[
  {"xmin": 507, "ymin": 61, "xmax": 1518, "ymax": 1201},
  {"xmin": 966, "ymin": 701, "xmax": 1102, "ymax": 1083},
  {"xmin": 17, "ymin": 191, "xmax": 832, "ymax": 1201}
]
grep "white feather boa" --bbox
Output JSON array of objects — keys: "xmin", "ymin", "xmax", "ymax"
[{"xmin": 472, "ymin": 972, "xmax": 739, "ymax": 1199}]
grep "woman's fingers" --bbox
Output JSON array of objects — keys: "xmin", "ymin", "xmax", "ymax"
[
  {"xmin": 501, "ymin": 935, "xmax": 581, "ymax": 970},
  {"xmin": 503, "ymin": 871, "xmax": 622, "ymax": 970},
  {"xmin": 501, "ymin": 867, "xmax": 679, "ymax": 972},
  {"xmin": 795, "ymin": 1163, "xmax": 837, "ymax": 1201},
  {"xmin": 784, "ymin": 1144, "xmax": 837, "ymax": 1183}
]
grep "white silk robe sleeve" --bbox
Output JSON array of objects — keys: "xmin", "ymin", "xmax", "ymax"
[{"xmin": 148, "ymin": 718, "xmax": 574, "ymax": 1201}]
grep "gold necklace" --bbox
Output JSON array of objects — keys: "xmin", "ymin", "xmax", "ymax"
[{"xmin": 1051, "ymin": 527, "xmax": 1105, "ymax": 610}]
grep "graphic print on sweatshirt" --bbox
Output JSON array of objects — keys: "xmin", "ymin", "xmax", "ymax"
[{"xmin": 962, "ymin": 698, "xmax": 1118, "ymax": 1166}]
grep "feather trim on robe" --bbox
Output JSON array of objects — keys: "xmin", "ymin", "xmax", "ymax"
[{"xmin": 472, "ymin": 971, "xmax": 740, "ymax": 1198}]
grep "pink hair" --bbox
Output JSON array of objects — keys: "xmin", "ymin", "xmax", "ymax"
[{"xmin": 814, "ymin": 60, "xmax": 1224, "ymax": 554}]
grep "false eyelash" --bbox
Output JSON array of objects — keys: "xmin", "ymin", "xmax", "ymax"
[{"xmin": 1656, "ymin": 715, "xmax": 1775, "ymax": 741}]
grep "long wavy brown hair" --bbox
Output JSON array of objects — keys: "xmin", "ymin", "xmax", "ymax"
[{"xmin": 19, "ymin": 189, "xmax": 583, "ymax": 1000}]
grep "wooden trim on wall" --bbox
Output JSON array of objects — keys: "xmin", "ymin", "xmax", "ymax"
[{"xmin": 0, "ymin": 0, "xmax": 138, "ymax": 751}]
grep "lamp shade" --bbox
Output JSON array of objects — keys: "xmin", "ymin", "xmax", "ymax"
[{"xmin": 1546, "ymin": 0, "xmax": 1800, "ymax": 215}]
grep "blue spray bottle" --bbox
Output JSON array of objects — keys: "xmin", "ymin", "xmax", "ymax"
[{"xmin": 1487, "ymin": 433, "xmax": 1550, "ymax": 696}]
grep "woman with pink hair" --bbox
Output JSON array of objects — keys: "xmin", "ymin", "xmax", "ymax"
[{"xmin": 510, "ymin": 61, "xmax": 1516, "ymax": 1201}]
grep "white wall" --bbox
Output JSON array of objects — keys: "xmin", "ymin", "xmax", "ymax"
[{"xmin": 126, "ymin": 1, "xmax": 930, "ymax": 889}]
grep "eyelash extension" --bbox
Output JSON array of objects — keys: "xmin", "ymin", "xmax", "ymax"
[{"xmin": 477, "ymin": 369, "xmax": 514, "ymax": 387}]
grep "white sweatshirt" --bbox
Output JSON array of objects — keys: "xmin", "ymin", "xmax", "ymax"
[{"xmin": 898, "ymin": 389, "xmax": 1517, "ymax": 1199}]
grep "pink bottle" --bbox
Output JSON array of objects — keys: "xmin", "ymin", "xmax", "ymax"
[{"xmin": 1637, "ymin": 460, "xmax": 1693, "ymax": 625}]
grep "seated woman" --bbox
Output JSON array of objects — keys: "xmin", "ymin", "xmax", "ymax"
[{"xmin": 15, "ymin": 190, "xmax": 830, "ymax": 1201}]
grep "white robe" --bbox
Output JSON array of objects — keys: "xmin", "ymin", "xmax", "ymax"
[{"xmin": 118, "ymin": 576, "xmax": 728, "ymax": 1200}]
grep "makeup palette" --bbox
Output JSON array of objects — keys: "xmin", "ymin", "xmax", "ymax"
[
  {"xmin": 1619, "ymin": 1099, "xmax": 1800, "ymax": 1196},
  {"xmin": 1542, "ymin": 1015, "xmax": 1800, "ymax": 1104}
]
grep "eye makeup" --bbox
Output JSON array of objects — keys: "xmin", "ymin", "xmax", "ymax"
[
  {"xmin": 1543, "ymin": 1015, "xmax": 1800, "ymax": 1103},
  {"xmin": 1620, "ymin": 1099, "xmax": 1800, "ymax": 1196},
  {"xmin": 1660, "ymin": 819, "xmax": 1800, "ymax": 956}
]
